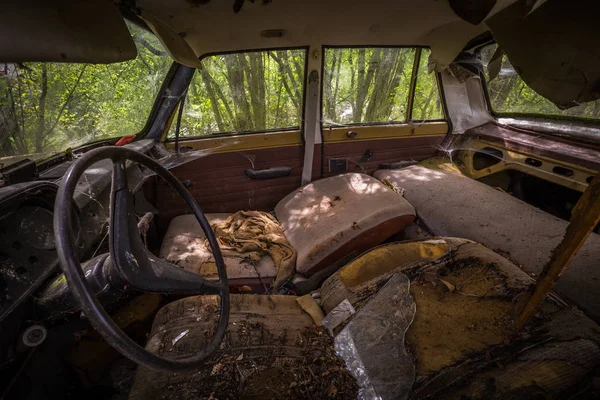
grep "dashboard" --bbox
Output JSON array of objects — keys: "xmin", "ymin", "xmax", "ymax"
[
  {"xmin": 0, "ymin": 182, "xmax": 63, "ymax": 323},
  {"xmin": 0, "ymin": 139, "xmax": 158, "ymax": 325}
]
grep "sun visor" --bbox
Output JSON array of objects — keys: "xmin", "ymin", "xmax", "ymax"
[
  {"xmin": 139, "ymin": 11, "xmax": 202, "ymax": 69},
  {"xmin": 0, "ymin": 0, "xmax": 136, "ymax": 63},
  {"xmin": 486, "ymin": 0, "xmax": 600, "ymax": 109}
]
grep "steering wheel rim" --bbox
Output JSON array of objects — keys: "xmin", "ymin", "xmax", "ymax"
[{"xmin": 54, "ymin": 146, "xmax": 230, "ymax": 372}]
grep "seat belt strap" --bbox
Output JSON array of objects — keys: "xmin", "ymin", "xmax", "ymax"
[{"xmin": 301, "ymin": 69, "xmax": 320, "ymax": 186}]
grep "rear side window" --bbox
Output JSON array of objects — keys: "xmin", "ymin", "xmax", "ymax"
[
  {"xmin": 322, "ymin": 47, "xmax": 444, "ymax": 126},
  {"xmin": 482, "ymin": 45, "xmax": 600, "ymax": 121},
  {"xmin": 412, "ymin": 49, "xmax": 444, "ymax": 120},
  {"xmin": 174, "ymin": 49, "xmax": 307, "ymax": 138}
]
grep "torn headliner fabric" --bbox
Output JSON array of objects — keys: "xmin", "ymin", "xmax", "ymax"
[{"xmin": 485, "ymin": 0, "xmax": 600, "ymax": 109}]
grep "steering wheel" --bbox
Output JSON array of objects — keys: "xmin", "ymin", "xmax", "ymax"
[{"xmin": 54, "ymin": 146, "xmax": 230, "ymax": 372}]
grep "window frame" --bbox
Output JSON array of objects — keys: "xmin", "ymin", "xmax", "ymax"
[
  {"xmin": 319, "ymin": 45, "xmax": 448, "ymax": 129},
  {"xmin": 478, "ymin": 47, "xmax": 600, "ymax": 127},
  {"xmin": 166, "ymin": 46, "xmax": 310, "ymax": 142}
]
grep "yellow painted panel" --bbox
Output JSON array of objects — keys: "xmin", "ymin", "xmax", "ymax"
[
  {"xmin": 339, "ymin": 240, "xmax": 450, "ymax": 287},
  {"xmin": 323, "ymin": 121, "xmax": 448, "ymax": 143},
  {"xmin": 165, "ymin": 130, "xmax": 303, "ymax": 153},
  {"xmin": 456, "ymin": 138, "xmax": 596, "ymax": 192},
  {"xmin": 418, "ymin": 156, "xmax": 464, "ymax": 174}
]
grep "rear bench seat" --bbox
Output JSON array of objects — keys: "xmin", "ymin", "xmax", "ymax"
[
  {"xmin": 160, "ymin": 173, "xmax": 415, "ymax": 290},
  {"xmin": 374, "ymin": 165, "xmax": 600, "ymax": 321}
]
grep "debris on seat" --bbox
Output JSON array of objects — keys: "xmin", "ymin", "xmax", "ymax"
[
  {"xmin": 334, "ymin": 272, "xmax": 416, "ymax": 400},
  {"xmin": 321, "ymin": 239, "xmax": 600, "ymax": 399},
  {"xmin": 130, "ymin": 294, "xmax": 359, "ymax": 400},
  {"xmin": 320, "ymin": 238, "xmax": 469, "ymax": 313},
  {"xmin": 160, "ymin": 213, "xmax": 278, "ymax": 290},
  {"xmin": 296, "ymin": 293, "xmax": 325, "ymax": 325},
  {"xmin": 374, "ymin": 165, "xmax": 600, "ymax": 321},
  {"xmin": 210, "ymin": 211, "xmax": 297, "ymax": 289},
  {"xmin": 381, "ymin": 178, "xmax": 406, "ymax": 196}
]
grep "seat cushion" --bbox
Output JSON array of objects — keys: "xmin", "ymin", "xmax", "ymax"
[
  {"xmin": 275, "ymin": 173, "xmax": 416, "ymax": 276},
  {"xmin": 374, "ymin": 165, "xmax": 600, "ymax": 321},
  {"xmin": 320, "ymin": 238, "xmax": 600, "ymax": 397},
  {"xmin": 129, "ymin": 294, "xmax": 357, "ymax": 399},
  {"xmin": 160, "ymin": 213, "xmax": 277, "ymax": 289}
]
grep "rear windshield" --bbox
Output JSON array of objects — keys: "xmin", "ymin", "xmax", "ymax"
[{"xmin": 481, "ymin": 45, "xmax": 600, "ymax": 121}]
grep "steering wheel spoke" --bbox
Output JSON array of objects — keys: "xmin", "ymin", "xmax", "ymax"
[
  {"xmin": 109, "ymin": 159, "xmax": 222, "ymax": 295},
  {"xmin": 55, "ymin": 146, "xmax": 230, "ymax": 372}
]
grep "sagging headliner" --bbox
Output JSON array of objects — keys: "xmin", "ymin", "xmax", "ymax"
[
  {"xmin": 1, "ymin": 0, "xmax": 598, "ymax": 109},
  {"xmin": 135, "ymin": 0, "xmax": 513, "ymax": 68}
]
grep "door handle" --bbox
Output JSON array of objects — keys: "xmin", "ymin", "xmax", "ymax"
[{"xmin": 245, "ymin": 166, "xmax": 292, "ymax": 180}]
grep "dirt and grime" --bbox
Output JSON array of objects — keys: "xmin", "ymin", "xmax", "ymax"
[
  {"xmin": 405, "ymin": 257, "xmax": 521, "ymax": 376},
  {"xmin": 155, "ymin": 323, "xmax": 358, "ymax": 400}
]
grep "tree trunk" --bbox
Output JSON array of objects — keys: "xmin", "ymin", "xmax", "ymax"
[
  {"xmin": 199, "ymin": 63, "xmax": 236, "ymax": 126},
  {"xmin": 364, "ymin": 49, "xmax": 398, "ymax": 122},
  {"xmin": 354, "ymin": 49, "xmax": 379, "ymax": 123},
  {"xmin": 419, "ymin": 85, "xmax": 437, "ymax": 119},
  {"xmin": 274, "ymin": 78, "xmax": 283, "ymax": 127},
  {"xmin": 332, "ymin": 53, "xmax": 342, "ymax": 118},
  {"xmin": 199, "ymin": 67, "xmax": 226, "ymax": 132},
  {"xmin": 269, "ymin": 52, "xmax": 301, "ymax": 118},
  {"xmin": 224, "ymin": 54, "xmax": 253, "ymax": 131},
  {"xmin": 244, "ymin": 53, "xmax": 266, "ymax": 130},
  {"xmin": 384, "ymin": 51, "xmax": 408, "ymax": 119},
  {"xmin": 35, "ymin": 64, "xmax": 48, "ymax": 152},
  {"xmin": 353, "ymin": 49, "xmax": 366, "ymax": 122},
  {"xmin": 324, "ymin": 52, "xmax": 338, "ymax": 122}
]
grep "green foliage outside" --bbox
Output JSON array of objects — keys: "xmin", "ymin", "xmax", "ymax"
[
  {"xmin": 0, "ymin": 23, "xmax": 171, "ymax": 164},
  {"xmin": 322, "ymin": 48, "xmax": 442, "ymax": 126},
  {"xmin": 482, "ymin": 45, "xmax": 600, "ymax": 120},
  {"xmin": 413, "ymin": 50, "xmax": 444, "ymax": 121},
  {"xmin": 174, "ymin": 47, "xmax": 444, "ymax": 139},
  {"xmin": 177, "ymin": 50, "xmax": 306, "ymax": 137}
]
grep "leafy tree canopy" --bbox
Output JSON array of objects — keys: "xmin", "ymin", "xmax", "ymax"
[{"xmin": 0, "ymin": 22, "xmax": 171, "ymax": 165}]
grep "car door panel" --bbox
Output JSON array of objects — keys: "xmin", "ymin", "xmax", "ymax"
[{"xmin": 321, "ymin": 123, "xmax": 448, "ymax": 176}]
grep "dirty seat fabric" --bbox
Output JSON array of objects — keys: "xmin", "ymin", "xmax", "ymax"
[
  {"xmin": 129, "ymin": 294, "xmax": 358, "ymax": 399},
  {"xmin": 161, "ymin": 173, "xmax": 416, "ymax": 287},
  {"xmin": 275, "ymin": 173, "xmax": 416, "ymax": 276},
  {"xmin": 374, "ymin": 165, "xmax": 600, "ymax": 321},
  {"xmin": 320, "ymin": 239, "xmax": 600, "ymax": 398},
  {"xmin": 211, "ymin": 211, "xmax": 296, "ymax": 288},
  {"xmin": 160, "ymin": 213, "xmax": 278, "ymax": 288}
]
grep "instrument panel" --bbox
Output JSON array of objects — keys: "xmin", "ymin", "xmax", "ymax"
[{"xmin": 0, "ymin": 182, "xmax": 65, "ymax": 322}]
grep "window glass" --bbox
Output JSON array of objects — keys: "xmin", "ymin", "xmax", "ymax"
[
  {"xmin": 412, "ymin": 49, "xmax": 444, "ymax": 120},
  {"xmin": 322, "ymin": 48, "xmax": 415, "ymax": 125},
  {"xmin": 482, "ymin": 45, "xmax": 600, "ymax": 120},
  {"xmin": 173, "ymin": 49, "xmax": 306, "ymax": 138},
  {"xmin": 0, "ymin": 22, "xmax": 171, "ymax": 163}
]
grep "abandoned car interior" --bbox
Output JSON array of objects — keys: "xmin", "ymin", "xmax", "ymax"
[{"xmin": 1, "ymin": 0, "xmax": 600, "ymax": 398}]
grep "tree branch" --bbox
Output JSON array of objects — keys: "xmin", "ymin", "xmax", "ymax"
[
  {"xmin": 44, "ymin": 65, "xmax": 87, "ymax": 136},
  {"xmin": 132, "ymin": 36, "xmax": 168, "ymax": 57}
]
